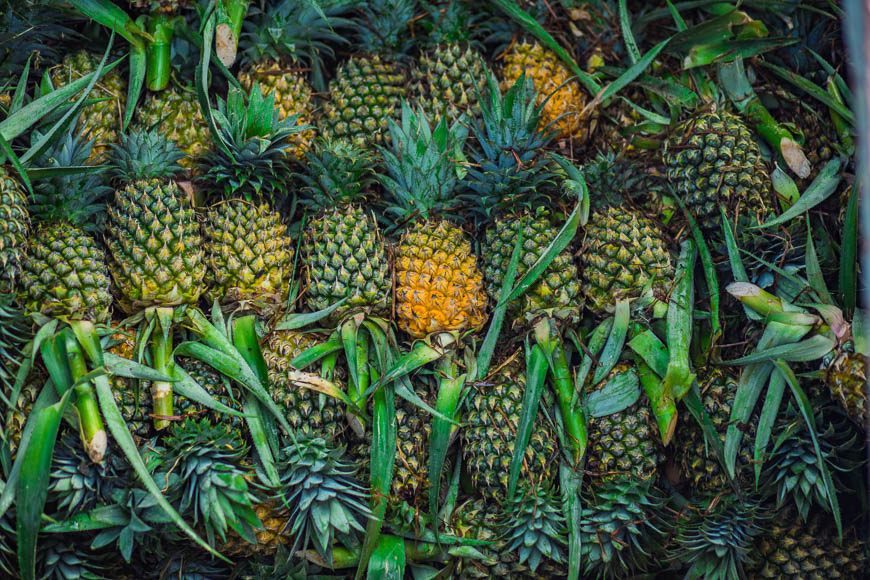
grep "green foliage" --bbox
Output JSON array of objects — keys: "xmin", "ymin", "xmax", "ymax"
[
  {"xmin": 298, "ymin": 139, "xmax": 377, "ymax": 210},
  {"xmin": 108, "ymin": 128, "xmax": 184, "ymax": 183}
]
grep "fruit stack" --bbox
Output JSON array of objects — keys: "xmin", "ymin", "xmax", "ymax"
[{"xmin": 0, "ymin": 1, "xmax": 865, "ymax": 578}]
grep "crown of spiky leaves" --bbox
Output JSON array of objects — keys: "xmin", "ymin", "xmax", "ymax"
[
  {"xmin": 109, "ymin": 128, "xmax": 184, "ymax": 183},
  {"xmin": 31, "ymin": 128, "xmax": 112, "ymax": 231},
  {"xmin": 379, "ymin": 101, "xmax": 469, "ymax": 230},
  {"xmin": 501, "ymin": 485, "xmax": 567, "ymax": 572},
  {"xmin": 463, "ymin": 72, "xmax": 555, "ymax": 223},
  {"xmin": 241, "ymin": 0, "xmax": 354, "ymax": 88},
  {"xmin": 358, "ymin": 0, "xmax": 418, "ymax": 58},
  {"xmin": 199, "ymin": 83, "xmax": 307, "ymax": 204},
  {"xmin": 299, "ymin": 138, "xmax": 377, "ymax": 210},
  {"xmin": 419, "ymin": 0, "xmax": 482, "ymax": 46}
]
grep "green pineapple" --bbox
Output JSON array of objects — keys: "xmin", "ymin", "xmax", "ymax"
[
  {"xmin": 106, "ymin": 128, "xmax": 206, "ymax": 312},
  {"xmin": 50, "ymin": 51, "xmax": 126, "ymax": 161},
  {"xmin": 174, "ymin": 357, "xmax": 244, "ymax": 430},
  {"xmin": 262, "ymin": 330, "xmax": 343, "ymax": 440},
  {"xmin": 299, "ymin": 139, "xmax": 390, "ymax": 320},
  {"xmin": 411, "ymin": 0, "xmax": 488, "ymax": 122},
  {"xmin": 18, "ymin": 130, "xmax": 113, "ymax": 324},
  {"xmin": 4, "ymin": 369, "xmax": 43, "ymax": 454},
  {"xmin": 197, "ymin": 85, "xmax": 302, "ymax": 318},
  {"xmin": 320, "ymin": 0, "xmax": 416, "ymax": 147},
  {"xmin": 825, "ymin": 350, "xmax": 868, "ymax": 430},
  {"xmin": 107, "ymin": 325, "xmax": 152, "ymax": 440},
  {"xmin": 0, "ymin": 166, "xmax": 28, "ymax": 292},
  {"xmin": 133, "ymin": 87, "xmax": 209, "ymax": 168}
]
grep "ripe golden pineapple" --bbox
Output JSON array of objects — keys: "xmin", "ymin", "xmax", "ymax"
[
  {"xmin": 50, "ymin": 51, "xmax": 126, "ymax": 161},
  {"xmin": 395, "ymin": 219, "xmax": 488, "ymax": 339},
  {"xmin": 500, "ymin": 40, "xmax": 592, "ymax": 141},
  {"xmin": 133, "ymin": 88, "xmax": 209, "ymax": 168}
]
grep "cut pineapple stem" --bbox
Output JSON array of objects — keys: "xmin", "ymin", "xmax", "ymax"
[
  {"xmin": 145, "ymin": 14, "xmax": 176, "ymax": 91},
  {"xmin": 150, "ymin": 320, "xmax": 174, "ymax": 430},
  {"xmin": 546, "ymin": 326, "xmax": 587, "ymax": 464},
  {"xmin": 65, "ymin": 333, "xmax": 106, "ymax": 462}
]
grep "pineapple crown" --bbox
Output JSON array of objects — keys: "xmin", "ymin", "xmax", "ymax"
[
  {"xmin": 357, "ymin": 0, "xmax": 418, "ymax": 58},
  {"xmin": 501, "ymin": 485, "xmax": 567, "ymax": 572},
  {"xmin": 240, "ymin": 0, "xmax": 354, "ymax": 90},
  {"xmin": 583, "ymin": 150, "xmax": 663, "ymax": 210},
  {"xmin": 108, "ymin": 128, "xmax": 184, "ymax": 183},
  {"xmin": 158, "ymin": 418, "xmax": 261, "ymax": 548},
  {"xmin": 419, "ymin": 0, "xmax": 482, "ymax": 46},
  {"xmin": 298, "ymin": 138, "xmax": 377, "ymax": 210},
  {"xmin": 379, "ymin": 101, "xmax": 468, "ymax": 231},
  {"xmin": 463, "ymin": 72, "xmax": 555, "ymax": 223},
  {"xmin": 31, "ymin": 128, "xmax": 112, "ymax": 232},
  {"xmin": 274, "ymin": 436, "xmax": 372, "ymax": 567},
  {"xmin": 198, "ymin": 83, "xmax": 307, "ymax": 204}
]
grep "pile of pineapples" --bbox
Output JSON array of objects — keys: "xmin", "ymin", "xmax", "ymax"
[{"xmin": 0, "ymin": 0, "xmax": 866, "ymax": 578}]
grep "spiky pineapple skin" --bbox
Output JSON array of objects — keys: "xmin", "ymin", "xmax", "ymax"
[
  {"xmin": 751, "ymin": 512, "xmax": 867, "ymax": 579},
  {"xmin": 5, "ymin": 371, "xmax": 43, "ymax": 454},
  {"xmin": 663, "ymin": 110, "xmax": 770, "ymax": 232},
  {"xmin": 395, "ymin": 219, "xmax": 488, "ymax": 338},
  {"xmin": 586, "ymin": 365, "xmax": 663, "ymax": 482},
  {"xmin": 825, "ymin": 351, "xmax": 868, "ymax": 430},
  {"xmin": 321, "ymin": 55, "xmax": 405, "ymax": 147},
  {"xmin": 581, "ymin": 206, "xmax": 673, "ymax": 315},
  {"xmin": 50, "ymin": 51, "xmax": 126, "ymax": 161},
  {"xmin": 133, "ymin": 88, "xmax": 209, "ymax": 168},
  {"xmin": 302, "ymin": 205, "xmax": 390, "ymax": 320},
  {"xmin": 262, "ymin": 330, "xmax": 342, "ymax": 440},
  {"xmin": 500, "ymin": 41, "xmax": 590, "ymax": 141},
  {"xmin": 203, "ymin": 200, "xmax": 293, "ymax": 317},
  {"xmin": 0, "ymin": 167, "xmax": 29, "ymax": 291},
  {"xmin": 175, "ymin": 358, "xmax": 244, "ymax": 431},
  {"xmin": 106, "ymin": 178, "xmax": 206, "ymax": 311},
  {"xmin": 411, "ymin": 43, "xmax": 487, "ymax": 122},
  {"xmin": 107, "ymin": 327, "xmax": 152, "ymax": 439},
  {"xmin": 463, "ymin": 359, "xmax": 557, "ymax": 501},
  {"xmin": 482, "ymin": 211, "xmax": 581, "ymax": 321},
  {"xmin": 238, "ymin": 60, "xmax": 315, "ymax": 154},
  {"xmin": 19, "ymin": 222, "xmax": 112, "ymax": 323}
]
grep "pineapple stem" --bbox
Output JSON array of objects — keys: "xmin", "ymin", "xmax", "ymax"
[
  {"xmin": 349, "ymin": 329, "xmax": 370, "ymax": 409},
  {"xmin": 549, "ymin": 335, "xmax": 587, "ymax": 464},
  {"xmin": 150, "ymin": 320, "xmax": 174, "ymax": 430},
  {"xmin": 65, "ymin": 334, "xmax": 106, "ymax": 462},
  {"xmin": 145, "ymin": 14, "xmax": 176, "ymax": 91}
]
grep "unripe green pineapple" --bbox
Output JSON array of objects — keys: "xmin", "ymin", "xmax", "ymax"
[
  {"xmin": 19, "ymin": 222, "xmax": 112, "ymax": 323},
  {"xmin": 462, "ymin": 357, "xmax": 557, "ymax": 501},
  {"xmin": 107, "ymin": 326, "xmax": 152, "ymax": 440},
  {"xmin": 175, "ymin": 357, "xmax": 244, "ymax": 431},
  {"xmin": 262, "ymin": 330, "xmax": 342, "ymax": 440},
  {"xmin": 675, "ymin": 370, "xmax": 757, "ymax": 493},
  {"xmin": 482, "ymin": 209, "xmax": 582, "ymax": 322},
  {"xmin": 412, "ymin": 43, "xmax": 487, "ymax": 122},
  {"xmin": 133, "ymin": 88, "xmax": 209, "ymax": 168},
  {"xmin": 107, "ymin": 178, "xmax": 206, "ymax": 312},
  {"xmin": 581, "ymin": 206, "xmax": 673, "ymax": 316},
  {"xmin": 5, "ymin": 370, "xmax": 43, "ymax": 454},
  {"xmin": 50, "ymin": 51, "xmax": 126, "ymax": 161},
  {"xmin": 300, "ymin": 140, "xmax": 390, "ymax": 320},
  {"xmin": 663, "ymin": 110, "xmax": 770, "ymax": 233},
  {"xmin": 825, "ymin": 350, "xmax": 868, "ymax": 430},
  {"xmin": 0, "ymin": 166, "xmax": 28, "ymax": 292},
  {"xmin": 203, "ymin": 200, "xmax": 294, "ymax": 318},
  {"xmin": 751, "ymin": 510, "xmax": 867, "ymax": 579}
]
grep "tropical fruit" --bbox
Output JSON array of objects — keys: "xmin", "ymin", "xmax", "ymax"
[
  {"xmin": 0, "ymin": 166, "xmax": 28, "ymax": 291},
  {"xmin": 133, "ymin": 88, "xmax": 209, "ymax": 168}
]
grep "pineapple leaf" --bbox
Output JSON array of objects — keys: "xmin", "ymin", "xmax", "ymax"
[
  {"xmin": 585, "ymin": 369, "xmax": 641, "ymax": 418},
  {"xmin": 838, "ymin": 182, "xmax": 858, "ymax": 315},
  {"xmin": 573, "ymin": 318, "xmax": 612, "ymax": 387},
  {"xmin": 761, "ymin": 61, "xmax": 855, "ymax": 126},
  {"xmin": 506, "ymin": 342, "xmax": 548, "ymax": 499},
  {"xmin": 592, "ymin": 299, "xmax": 630, "ymax": 385},
  {"xmin": 368, "ymin": 535, "xmax": 406, "ymax": 579},
  {"xmin": 804, "ymin": 219, "xmax": 834, "ymax": 306}
]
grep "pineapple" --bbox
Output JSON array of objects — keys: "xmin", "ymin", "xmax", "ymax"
[
  {"xmin": 107, "ymin": 325, "xmax": 152, "ymax": 440},
  {"xmin": 0, "ymin": 166, "xmax": 28, "ymax": 292},
  {"xmin": 663, "ymin": 110, "xmax": 770, "ymax": 234},
  {"xmin": 174, "ymin": 357, "xmax": 244, "ymax": 431},
  {"xmin": 50, "ymin": 51, "xmax": 126, "ymax": 161},
  {"xmin": 500, "ymin": 40, "xmax": 592, "ymax": 141},
  {"xmin": 381, "ymin": 103, "xmax": 487, "ymax": 339},
  {"xmin": 320, "ymin": 0, "xmax": 416, "ymax": 147},
  {"xmin": 133, "ymin": 88, "xmax": 209, "ymax": 168},
  {"xmin": 751, "ymin": 509, "xmax": 867, "ymax": 579},
  {"xmin": 261, "ymin": 330, "xmax": 342, "ymax": 440},
  {"xmin": 581, "ymin": 205, "xmax": 673, "ymax": 316},
  {"xmin": 197, "ymin": 85, "xmax": 301, "ymax": 318},
  {"xmin": 299, "ymin": 140, "xmax": 390, "ymax": 320},
  {"xmin": 825, "ymin": 350, "xmax": 868, "ymax": 430},
  {"xmin": 237, "ymin": 0, "xmax": 352, "ymax": 153},
  {"xmin": 4, "ymin": 369, "xmax": 43, "ymax": 454},
  {"xmin": 467, "ymin": 73, "xmax": 582, "ymax": 324},
  {"xmin": 106, "ymin": 129, "xmax": 205, "ymax": 312},
  {"xmin": 410, "ymin": 0, "xmax": 489, "ymax": 122},
  {"xmin": 18, "ymin": 130, "xmax": 113, "ymax": 324}
]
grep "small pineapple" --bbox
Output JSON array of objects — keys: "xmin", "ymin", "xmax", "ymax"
[
  {"xmin": 18, "ymin": 130, "xmax": 113, "ymax": 324},
  {"xmin": 381, "ymin": 104, "xmax": 488, "ymax": 339},
  {"xmin": 320, "ymin": 0, "xmax": 416, "ymax": 147},
  {"xmin": 261, "ymin": 330, "xmax": 342, "ymax": 440},
  {"xmin": 500, "ymin": 40, "xmax": 592, "ymax": 141},
  {"xmin": 663, "ymin": 110, "xmax": 771, "ymax": 234},
  {"xmin": 50, "ymin": 50, "xmax": 126, "ymax": 160},
  {"xmin": 0, "ymin": 166, "xmax": 28, "ymax": 292},
  {"xmin": 581, "ymin": 205, "xmax": 673, "ymax": 316},
  {"xmin": 299, "ymin": 140, "xmax": 390, "ymax": 320},
  {"xmin": 4, "ymin": 369, "xmax": 43, "ymax": 454},
  {"xmin": 107, "ymin": 325, "xmax": 153, "ymax": 440},
  {"xmin": 825, "ymin": 350, "xmax": 868, "ymax": 430},
  {"xmin": 133, "ymin": 88, "xmax": 209, "ymax": 168}
]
